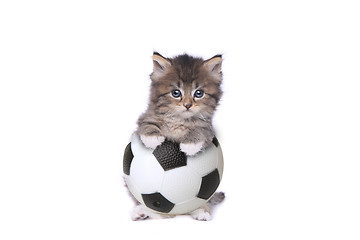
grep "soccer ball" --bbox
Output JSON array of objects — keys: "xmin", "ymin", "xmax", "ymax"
[{"xmin": 123, "ymin": 134, "xmax": 224, "ymax": 215}]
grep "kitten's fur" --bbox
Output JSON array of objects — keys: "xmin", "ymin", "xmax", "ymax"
[
  {"xmin": 131, "ymin": 52, "xmax": 225, "ymax": 221},
  {"xmin": 137, "ymin": 52, "xmax": 223, "ymax": 155}
]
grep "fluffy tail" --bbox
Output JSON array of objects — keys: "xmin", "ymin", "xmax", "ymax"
[{"xmin": 208, "ymin": 192, "xmax": 225, "ymax": 206}]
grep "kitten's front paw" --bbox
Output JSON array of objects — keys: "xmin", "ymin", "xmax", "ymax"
[
  {"xmin": 140, "ymin": 135, "xmax": 165, "ymax": 149},
  {"xmin": 180, "ymin": 141, "xmax": 204, "ymax": 156}
]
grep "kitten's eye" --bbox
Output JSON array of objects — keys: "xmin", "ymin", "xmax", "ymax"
[
  {"xmin": 194, "ymin": 90, "xmax": 204, "ymax": 98},
  {"xmin": 171, "ymin": 89, "xmax": 182, "ymax": 98}
]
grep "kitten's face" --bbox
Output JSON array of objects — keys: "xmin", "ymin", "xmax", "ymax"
[{"xmin": 149, "ymin": 53, "xmax": 223, "ymax": 120}]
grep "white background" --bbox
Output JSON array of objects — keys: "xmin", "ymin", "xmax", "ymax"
[{"xmin": 1, "ymin": 0, "xmax": 360, "ymax": 239}]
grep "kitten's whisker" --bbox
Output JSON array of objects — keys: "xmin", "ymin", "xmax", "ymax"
[{"xmin": 197, "ymin": 112, "xmax": 208, "ymax": 122}]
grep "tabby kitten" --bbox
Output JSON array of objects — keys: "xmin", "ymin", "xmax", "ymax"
[
  {"xmin": 130, "ymin": 52, "xmax": 225, "ymax": 221},
  {"xmin": 137, "ymin": 52, "xmax": 223, "ymax": 156}
]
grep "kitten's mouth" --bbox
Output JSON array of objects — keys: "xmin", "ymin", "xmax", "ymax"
[{"xmin": 181, "ymin": 109, "xmax": 195, "ymax": 117}]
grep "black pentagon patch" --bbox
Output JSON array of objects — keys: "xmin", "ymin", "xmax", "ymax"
[
  {"xmin": 123, "ymin": 143, "xmax": 133, "ymax": 175},
  {"xmin": 212, "ymin": 137, "xmax": 219, "ymax": 147},
  {"xmin": 142, "ymin": 192, "xmax": 175, "ymax": 213},
  {"xmin": 197, "ymin": 169, "xmax": 221, "ymax": 200},
  {"xmin": 152, "ymin": 140, "xmax": 187, "ymax": 171}
]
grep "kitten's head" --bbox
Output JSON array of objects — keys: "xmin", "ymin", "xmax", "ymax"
[{"xmin": 149, "ymin": 52, "xmax": 223, "ymax": 120}]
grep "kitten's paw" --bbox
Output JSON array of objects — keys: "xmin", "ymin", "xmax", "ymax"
[
  {"xmin": 140, "ymin": 135, "xmax": 165, "ymax": 149},
  {"xmin": 180, "ymin": 141, "xmax": 204, "ymax": 156},
  {"xmin": 190, "ymin": 207, "xmax": 212, "ymax": 221},
  {"xmin": 131, "ymin": 204, "xmax": 167, "ymax": 220},
  {"xmin": 131, "ymin": 205, "xmax": 150, "ymax": 221}
]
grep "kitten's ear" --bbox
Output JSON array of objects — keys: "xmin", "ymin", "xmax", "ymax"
[
  {"xmin": 204, "ymin": 54, "xmax": 222, "ymax": 76},
  {"xmin": 152, "ymin": 52, "xmax": 171, "ymax": 78}
]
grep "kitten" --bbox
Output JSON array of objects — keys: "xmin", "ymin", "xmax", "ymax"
[
  {"xmin": 137, "ymin": 52, "xmax": 223, "ymax": 155},
  {"xmin": 130, "ymin": 52, "xmax": 225, "ymax": 221}
]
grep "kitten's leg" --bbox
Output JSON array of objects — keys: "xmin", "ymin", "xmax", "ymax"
[
  {"xmin": 190, "ymin": 192, "xmax": 225, "ymax": 221},
  {"xmin": 140, "ymin": 135, "xmax": 165, "ymax": 149},
  {"xmin": 131, "ymin": 204, "xmax": 167, "ymax": 221},
  {"xmin": 190, "ymin": 204, "xmax": 212, "ymax": 221},
  {"xmin": 131, "ymin": 204, "xmax": 150, "ymax": 220},
  {"xmin": 124, "ymin": 177, "xmax": 164, "ymax": 220},
  {"xmin": 137, "ymin": 119, "xmax": 165, "ymax": 149},
  {"xmin": 180, "ymin": 141, "xmax": 204, "ymax": 156}
]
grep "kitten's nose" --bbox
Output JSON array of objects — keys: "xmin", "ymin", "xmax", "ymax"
[{"xmin": 183, "ymin": 102, "xmax": 192, "ymax": 110}]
